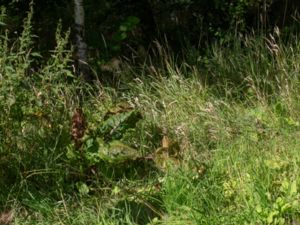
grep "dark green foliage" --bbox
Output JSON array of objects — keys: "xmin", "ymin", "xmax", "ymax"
[
  {"xmin": 3, "ymin": 0, "xmax": 300, "ymax": 62},
  {"xmin": 98, "ymin": 109, "xmax": 142, "ymax": 142}
]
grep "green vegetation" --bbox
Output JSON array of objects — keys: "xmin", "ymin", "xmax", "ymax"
[{"xmin": 2, "ymin": 7, "xmax": 300, "ymax": 225}]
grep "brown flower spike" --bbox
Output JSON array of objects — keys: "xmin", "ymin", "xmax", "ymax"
[
  {"xmin": 71, "ymin": 108, "xmax": 86, "ymax": 149},
  {"xmin": 0, "ymin": 209, "xmax": 14, "ymax": 225}
]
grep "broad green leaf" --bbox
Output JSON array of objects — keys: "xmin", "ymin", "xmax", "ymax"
[
  {"xmin": 113, "ymin": 32, "xmax": 127, "ymax": 42},
  {"xmin": 98, "ymin": 140, "xmax": 140, "ymax": 164},
  {"xmin": 97, "ymin": 110, "xmax": 142, "ymax": 141},
  {"xmin": 127, "ymin": 16, "xmax": 140, "ymax": 25},
  {"xmin": 119, "ymin": 25, "xmax": 127, "ymax": 32}
]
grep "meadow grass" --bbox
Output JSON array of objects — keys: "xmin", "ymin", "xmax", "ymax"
[{"xmin": 2, "ymin": 9, "xmax": 300, "ymax": 225}]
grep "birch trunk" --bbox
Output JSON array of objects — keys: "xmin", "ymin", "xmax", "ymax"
[{"xmin": 74, "ymin": 0, "xmax": 90, "ymax": 80}]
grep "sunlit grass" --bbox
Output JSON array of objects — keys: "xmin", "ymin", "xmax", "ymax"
[{"xmin": 2, "ymin": 8, "xmax": 300, "ymax": 224}]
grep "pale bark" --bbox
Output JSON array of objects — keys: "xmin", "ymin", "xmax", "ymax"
[{"xmin": 74, "ymin": 0, "xmax": 89, "ymax": 80}]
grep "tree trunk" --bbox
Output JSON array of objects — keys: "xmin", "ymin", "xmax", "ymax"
[{"xmin": 74, "ymin": 0, "xmax": 90, "ymax": 81}]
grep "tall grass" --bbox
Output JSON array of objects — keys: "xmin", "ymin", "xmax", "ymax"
[
  {"xmin": 2, "ymin": 8, "xmax": 300, "ymax": 225},
  {"xmin": 123, "ymin": 30, "xmax": 300, "ymax": 224}
]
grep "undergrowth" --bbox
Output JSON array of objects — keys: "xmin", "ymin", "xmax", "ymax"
[{"xmin": 2, "ymin": 8, "xmax": 300, "ymax": 225}]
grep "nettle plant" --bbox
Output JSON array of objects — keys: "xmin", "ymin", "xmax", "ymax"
[{"xmin": 0, "ymin": 7, "xmax": 75, "ymax": 197}]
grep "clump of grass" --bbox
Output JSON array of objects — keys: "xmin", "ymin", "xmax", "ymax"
[{"xmin": 120, "ymin": 30, "xmax": 300, "ymax": 224}]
